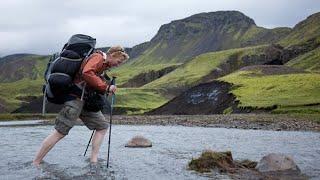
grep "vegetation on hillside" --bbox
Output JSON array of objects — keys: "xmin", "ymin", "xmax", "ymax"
[
  {"xmin": 110, "ymin": 63, "xmax": 181, "ymax": 86},
  {"xmin": 220, "ymin": 70, "xmax": 320, "ymax": 113},
  {"xmin": 127, "ymin": 11, "xmax": 289, "ymax": 67},
  {"xmin": 114, "ymin": 88, "xmax": 168, "ymax": 114},
  {"xmin": 279, "ymin": 12, "xmax": 320, "ymax": 47},
  {"xmin": 286, "ymin": 47, "xmax": 320, "ymax": 72},
  {"xmin": 0, "ymin": 78, "xmax": 43, "ymax": 111},
  {"xmin": 143, "ymin": 45, "xmax": 266, "ymax": 90},
  {"xmin": 0, "ymin": 55, "xmax": 49, "ymax": 83}
]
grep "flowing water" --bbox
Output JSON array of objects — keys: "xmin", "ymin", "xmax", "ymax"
[{"xmin": 0, "ymin": 121, "xmax": 319, "ymax": 179}]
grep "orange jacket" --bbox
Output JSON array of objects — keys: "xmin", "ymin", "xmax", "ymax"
[{"xmin": 74, "ymin": 51, "xmax": 111, "ymax": 93}]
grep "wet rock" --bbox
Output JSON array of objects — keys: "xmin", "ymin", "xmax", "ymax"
[
  {"xmin": 236, "ymin": 159, "xmax": 257, "ymax": 169},
  {"xmin": 256, "ymin": 153, "xmax": 300, "ymax": 173},
  {"xmin": 125, "ymin": 136, "xmax": 152, "ymax": 148}
]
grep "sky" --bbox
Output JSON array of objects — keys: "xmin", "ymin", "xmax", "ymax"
[{"xmin": 0, "ymin": 0, "xmax": 319, "ymax": 56}]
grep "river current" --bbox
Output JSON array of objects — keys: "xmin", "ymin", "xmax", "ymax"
[{"xmin": 0, "ymin": 121, "xmax": 319, "ymax": 179}]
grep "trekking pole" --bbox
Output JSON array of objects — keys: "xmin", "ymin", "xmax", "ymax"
[
  {"xmin": 107, "ymin": 77, "xmax": 116, "ymax": 168},
  {"xmin": 84, "ymin": 130, "xmax": 95, "ymax": 156},
  {"xmin": 82, "ymin": 82, "xmax": 95, "ymax": 157}
]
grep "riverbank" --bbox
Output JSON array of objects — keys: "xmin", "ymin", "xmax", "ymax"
[
  {"xmin": 110, "ymin": 114, "xmax": 320, "ymax": 131},
  {"xmin": 7, "ymin": 114, "xmax": 316, "ymax": 132}
]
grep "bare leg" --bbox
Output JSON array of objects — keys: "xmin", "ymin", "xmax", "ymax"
[
  {"xmin": 33, "ymin": 129, "xmax": 65, "ymax": 166},
  {"xmin": 90, "ymin": 129, "xmax": 107, "ymax": 163}
]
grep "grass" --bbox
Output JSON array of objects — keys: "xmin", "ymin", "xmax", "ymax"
[
  {"xmin": 286, "ymin": 47, "xmax": 320, "ymax": 72},
  {"xmin": 144, "ymin": 45, "xmax": 266, "ymax": 90},
  {"xmin": 279, "ymin": 12, "xmax": 320, "ymax": 47},
  {"xmin": 0, "ymin": 54, "xmax": 49, "ymax": 111},
  {"xmin": 220, "ymin": 71, "xmax": 320, "ymax": 108},
  {"xmin": 113, "ymin": 88, "xmax": 169, "ymax": 114},
  {"xmin": 239, "ymin": 25, "xmax": 265, "ymax": 41},
  {"xmin": 0, "ymin": 78, "xmax": 43, "ymax": 111},
  {"xmin": 109, "ymin": 63, "xmax": 181, "ymax": 86}
]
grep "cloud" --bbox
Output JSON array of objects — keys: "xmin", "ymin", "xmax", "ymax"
[{"xmin": 0, "ymin": 0, "xmax": 319, "ymax": 56}]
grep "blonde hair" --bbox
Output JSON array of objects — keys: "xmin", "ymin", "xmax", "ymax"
[{"xmin": 107, "ymin": 46, "xmax": 129, "ymax": 60}]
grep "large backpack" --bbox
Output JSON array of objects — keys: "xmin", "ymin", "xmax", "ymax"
[{"xmin": 42, "ymin": 34, "xmax": 96, "ymax": 110}]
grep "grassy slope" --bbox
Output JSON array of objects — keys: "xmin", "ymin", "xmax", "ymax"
[
  {"xmin": 0, "ymin": 56, "xmax": 48, "ymax": 111},
  {"xmin": 114, "ymin": 88, "xmax": 168, "ymax": 114},
  {"xmin": 0, "ymin": 78, "xmax": 43, "ymax": 111},
  {"xmin": 279, "ymin": 12, "xmax": 320, "ymax": 47},
  {"xmin": 238, "ymin": 26, "xmax": 291, "ymax": 45},
  {"xmin": 109, "ymin": 62, "xmax": 181, "ymax": 86},
  {"xmin": 286, "ymin": 47, "xmax": 320, "ymax": 72},
  {"xmin": 219, "ymin": 70, "xmax": 320, "ymax": 114},
  {"xmin": 144, "ymin": 45, "xmax": 266, "ymax": 90},
  {"xmin": 128, "ymin": 26, "xmax": 289, "ymax": 66}
]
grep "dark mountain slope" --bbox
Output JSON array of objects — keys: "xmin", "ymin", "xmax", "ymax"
[{"xmin": 128, "ymin": 11, "xmax": 290, "ymax": 65}]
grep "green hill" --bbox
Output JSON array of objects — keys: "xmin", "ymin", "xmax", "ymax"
[
  {"xmin": 143, "ymin": 45, "xmax": 277, "ymax": 96},
  {"xmin": 128, "ymin": 11, "xmax": 290, "ymax": 66},
  {"xmin": 0, "ymin": 55, "xmax": 49, "ymax": 112},
  {"xmin": 0, "ymin": 54, "xmax": 48, "ymax": 83},
  {"xmin": 111, "ymin": 11, "xmax": 290, "ymax": 88},
  {"xmin": 279, "ymin": 12, "xmax": 320, "ymax": 47},
  {"xmin": 0, "ymin": 78, "xmax": 43, "ymax": 112}
]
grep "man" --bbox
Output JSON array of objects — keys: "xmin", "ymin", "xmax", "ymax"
[{"xmin": 33, "ymin": 46, "xmax": 129, "ymax": 167}]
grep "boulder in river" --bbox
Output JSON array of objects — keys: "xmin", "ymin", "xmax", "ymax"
[
  {"xmin": 125, "ymin": 135, "xmax": 152, "ymax": 148},
  {"xmin": 256, "ymin": 153, "xmax": 300, "ymax": 172},
  {"xmin": 256, "ymin": 153, "xmax": 308, "ymax": 179}
]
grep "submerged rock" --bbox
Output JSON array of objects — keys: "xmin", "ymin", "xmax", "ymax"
[
  {"xmin": 125, "ymin": 136, "xmax": 152, "ymax": 148},
  {"xmin": 256, "ymin": 153, "xmax": 300, "ymax": 173}
]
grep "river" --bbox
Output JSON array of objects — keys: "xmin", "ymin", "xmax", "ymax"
[{"xmin": 0, "ymin": 121, "xmax": 319, "ymax": 179}]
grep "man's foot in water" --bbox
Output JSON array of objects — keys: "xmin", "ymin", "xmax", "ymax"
[
  {"xmin": 32, "ymin": 160, "xmax": 41, "ymax": 168},
  {"xmin": 88, "ymin": 162, "xmax": 99, "ymax": 175}
]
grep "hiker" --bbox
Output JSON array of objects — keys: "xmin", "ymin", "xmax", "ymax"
[{"xmin": 33, "ymin": 46, "xmax": 129, "ymax": 167}]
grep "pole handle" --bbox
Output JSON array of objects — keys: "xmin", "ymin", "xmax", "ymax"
[{"xmin": 106, "ymin": 76, "xmax": 116, "ymax": 96}]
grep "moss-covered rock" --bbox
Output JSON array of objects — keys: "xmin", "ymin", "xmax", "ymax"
[{"xmin": 188, "ymin": 150, "xmax": 235, "ymax": 173}]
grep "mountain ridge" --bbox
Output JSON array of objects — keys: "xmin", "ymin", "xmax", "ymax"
[{"xmin": 127, "ymin": 10, "xmax": 291, "ymax": 66}]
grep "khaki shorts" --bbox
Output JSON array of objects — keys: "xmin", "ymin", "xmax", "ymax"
[{"xmin": 54, "ymin": 99, "xmax": 109, "ymax": 135}]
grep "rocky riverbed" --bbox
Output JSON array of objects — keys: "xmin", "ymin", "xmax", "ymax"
[{"xmin": 1, "ymin": 114, "xmax": 319, "ymax": 131}]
